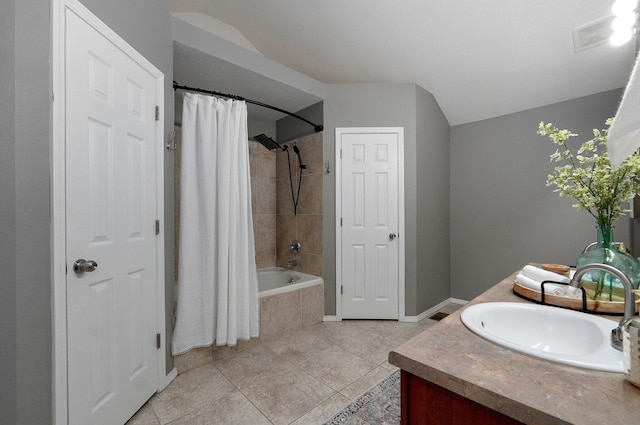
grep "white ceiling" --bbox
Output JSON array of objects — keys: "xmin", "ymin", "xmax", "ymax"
[{"xmin": 163, "ymin": 0, "xmax": 637, "ymax": 125}]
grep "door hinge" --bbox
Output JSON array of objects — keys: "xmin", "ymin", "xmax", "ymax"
[
  {"xmin": 340, "ymin": 217, "xmax": 343, "ymax": 226},
  {"xmin": 156, "ymin": 333, "xmax": 161, "ymax": 349},
  {"xmin": 155, "ymin": 219, "xmax": 160, "ymax": 235},
  {"xmin": 155, "ymin": 106, "xmax": 160, "ymax": 121},
  {"xmin": 341, "ymin": 285, "xmax": 343, "ymax": 295},
  {"xmin": 340, "ymin": 149, "xmax": 342, "ymax": 159}
]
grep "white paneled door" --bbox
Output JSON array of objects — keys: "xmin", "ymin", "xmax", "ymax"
[
  {"xmin": 337, "ymin": 128, "xmax": 404, "ymax": 319},
  {"xmin": 64, "ymin": 7, "xmax": 162, "ymax": 425}
]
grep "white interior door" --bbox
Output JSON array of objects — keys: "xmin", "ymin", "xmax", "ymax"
[
  {"xmin": 64, "ymin": 7, "xmax": 162, "ymax": 425},
  {"xmin": 337, "ymin": 128, "xmax": 404, "ymax": 319}
]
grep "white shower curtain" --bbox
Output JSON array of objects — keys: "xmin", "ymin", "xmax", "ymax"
[{"xmin": 172, "ymin": 92, "xmax": 259, "ymax": 356}]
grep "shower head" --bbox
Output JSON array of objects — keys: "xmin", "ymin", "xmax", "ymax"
[
  {"xmin": 292, "ymin": 144, "xmax": 307, "ymax": 169},
  {"xmin": 253, "ymin": 134, "xmax": 286, "ymax": 151}
]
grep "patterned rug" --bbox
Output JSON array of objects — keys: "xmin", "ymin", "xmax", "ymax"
[{"xmin": 323, "ymin": 370, "xmax": 401, "ymax": 425}]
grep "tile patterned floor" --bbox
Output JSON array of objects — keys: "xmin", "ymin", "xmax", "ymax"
[{"xmin": 127, "ymin": 303, "xmax": 462, "ymax": 425}]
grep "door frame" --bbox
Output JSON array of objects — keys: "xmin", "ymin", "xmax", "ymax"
[
  {"xmin": 335, "ymin": 127, "xmax": 405, "ymax": 321},
  {"xmin": 52, "ymin": 1, "xmax": 167, "ymax": 423}
]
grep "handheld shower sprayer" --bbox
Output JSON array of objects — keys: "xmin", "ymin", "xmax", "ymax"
[
  {"xmin": 252, "ymin": 135, "xmax": 307, "ymax": 215},
  {"xmin": 292, "ymin": 144, "xmax": 307, "ymax": 169}
]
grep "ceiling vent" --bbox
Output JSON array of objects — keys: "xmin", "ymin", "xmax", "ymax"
[{"xmin": 572, "ymin": 16, "xmax": 614, "ymax": 52}]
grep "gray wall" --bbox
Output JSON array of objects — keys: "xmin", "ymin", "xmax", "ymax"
[
  {"xmin": 276, "ymin": 101, "xmax": 324, "ymax": 143},
  {"xmin": 3, "ymin": 1, "xmax": 174, "ymax": 423},
  {"xmin": 323, "ymin": 83, "xmax": 450, "ymax": 316},
  {"xmin": 248, "ymin": 114, "xmax": 277, "ymax": 141},
  {"xmin": 1, "ymin": 1, "xmax": 17, "ymax": 423},
  {"xmin": 415, "ymin": 87, "xmax": 451, "ymax": 313},
  {"xmin": 12, "ymin": 1, "xmax": 53, "ymax": 423},
  {"xmin": 450, "ymin": 89, "xmax": 625, "ymax": 301}
]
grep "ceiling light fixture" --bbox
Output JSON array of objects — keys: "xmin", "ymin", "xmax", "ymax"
[{"xmin": 610, "ymin": 0, "xmax": 638, "ymax": 46}]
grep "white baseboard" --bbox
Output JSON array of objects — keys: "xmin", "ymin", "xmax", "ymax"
[
  {"xmin": 325, "ymin": 297, "xmax": 469, "ymax": 323},
  {"xmin": 401, "ymin": 297, "xmax": 469, "ymax": 322},
  {"xmin": 159, "ymin": 367, "xmax": 178, "ymax": 392}
]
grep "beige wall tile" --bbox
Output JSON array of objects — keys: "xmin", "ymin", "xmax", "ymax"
[
  {"xmin": 254, "ymin": 179, "xmax": 276, "ymax": 214},
  {"xmin": 248, "ymin": 141, "xmax": 258, "ymax": 178},
  {"xmin": 276, "ymin": 147, "xmax": 300, "ymax": 181},
  {"xmin": 260, "ymin": 291, "xmax": 302, "ymax": 340},
  {"xmin": 256, "ymin": 143, "xmax": 276, "ymax": 180},
  {"xmin": 271, "ymin": 133, "xmax": 324, "ymax": 272},
  {"xmin": 276, "ymin": 214, "xmax": 297, "ymax": 265},
  {"xmin": 301, "ymin": 283, "xmax": 324, "ymax": 326},
  {"xmin": 297, "ymin": 214, "xmax": 323, "ymax": 255},
  {"xmin": 253, "ymin": 214, "xmax": 276, "ymax": 253},
  {"xmin": 276, "ymin": 178, "xmax": 296, "ymax": 215},
  {"xmin": 296, "ymin": 173, "xmax": 323, "ymax": 215},
  {"xmin": 297, "ymin": 133, "xmax": 323, "ymax": 175},
  {"xmin": 255, "ymin": 249, "xmax": 275, "ymax": 269},
  {"xmin": 276, "ymin": 215, "xmax": 297, "ymax": 251},
  {"xmin": 300, "ymin": 253, "xmax": 323, "ymax": 277},
  {"xmin": 250, "ymin": 178, "xmax": 257, "ymax": 215}
]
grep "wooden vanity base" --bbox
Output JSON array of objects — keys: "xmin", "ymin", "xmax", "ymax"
[{"xmin": 401, "ymin": 371, "xmax": 524, "ymax": 425}]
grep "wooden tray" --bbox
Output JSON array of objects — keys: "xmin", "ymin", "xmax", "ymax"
[{"xmin": 513, "ymin": 279, "xmax": 640, "ymax": 315}]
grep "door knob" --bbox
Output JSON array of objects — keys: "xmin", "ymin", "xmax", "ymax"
[
  {"xmin": 73, "ymin": 259, "xmax": 98, "ymax": 274},
  {"xmin": 389, "ymin": 233, "xmax": 397, "ymax": 240}
]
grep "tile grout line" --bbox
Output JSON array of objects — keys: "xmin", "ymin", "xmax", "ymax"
[{"xmin": 131, "ymin": 304, "xmax": 462, "ymax": 425}]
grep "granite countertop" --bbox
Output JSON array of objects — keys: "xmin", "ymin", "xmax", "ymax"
[{"xmin": 389, "ymin": 268, "xmax": 640, "ymax": 425}]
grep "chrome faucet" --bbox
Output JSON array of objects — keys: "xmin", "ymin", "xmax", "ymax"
[
  {"xmin": 569, "ymin": 263, "xmax": 636, "ymax": 351},
  {"xmin": 286, "ymin": 260, "xmax": 298, "ymax": 269}
]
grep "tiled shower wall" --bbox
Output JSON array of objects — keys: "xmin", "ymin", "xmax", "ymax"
[
  {"xmin": 249, "ymin": 132, "xmax": 324, "ymax": 276},
  {"xmin": 274, "ymin": 132, "xmax": 323, "ymax": 277},
  {"xmin": 172, "ymin": 129, "xmax": 324, "ymax": 371},
  {"xmin": 174, "ymin": 128, "xmax": 323, "ymax": 277},
  {"xmin": 248, "ymin": 141, "xmax": 277, "ymax": 268}
]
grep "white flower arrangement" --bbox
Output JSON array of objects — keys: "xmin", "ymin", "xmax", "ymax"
[{"xmin": 538, "ymin": 118, "xmax": 640, "ymax": 228}]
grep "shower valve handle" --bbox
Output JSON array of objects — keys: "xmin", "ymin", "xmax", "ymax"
[{"xmin": 290, "ymin": 240, "xmax": 301, "ymax": 254}]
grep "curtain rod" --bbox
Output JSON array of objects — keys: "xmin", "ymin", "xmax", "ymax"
[{"xmin": 173, "ymin": 81, "xmax": 323, "ymax": 133}]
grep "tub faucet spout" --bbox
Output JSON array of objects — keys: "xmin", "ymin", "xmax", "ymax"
[
  {"xmin": 286, "ymin": 260, "xmax": 298, "ymax": 269},
  {"xmin": 569, "ymin": 263, "xmax": 636, "ymax": 351}
]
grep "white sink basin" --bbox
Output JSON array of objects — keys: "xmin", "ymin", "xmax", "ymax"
[{"xmin": 460, "ymin": 302, "xmax": 623, "ymax": 373}]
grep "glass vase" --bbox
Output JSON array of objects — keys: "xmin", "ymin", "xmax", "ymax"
[{"xmin": 576, "ymin": 226, "xmax": 640, "ymax": 301}]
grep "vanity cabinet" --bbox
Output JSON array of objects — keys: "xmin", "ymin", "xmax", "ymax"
[
  {"xmin": 389, "ymin": 268, "xmax": 640, "ymax": 424},
  {"xmin": 401, "ymin": 371, "xmax": 523, "ymax": 425}
]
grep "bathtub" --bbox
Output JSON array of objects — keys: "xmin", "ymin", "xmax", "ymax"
[
  {"xmin": 257, "ymin": 267, "xmax": 323, "ymax": 298},
  {"xmin": 256, "ymin": 267, "xmax": 324, "ymax": 339}
]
